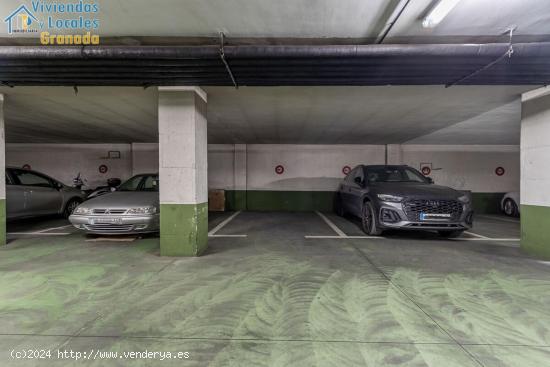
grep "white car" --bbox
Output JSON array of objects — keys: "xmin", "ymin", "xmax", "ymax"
[{"xmin": 501, "ymin": 192, "xmax": 520, "ymax": 217}]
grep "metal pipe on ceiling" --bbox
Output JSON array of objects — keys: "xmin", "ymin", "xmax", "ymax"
[{"xmin": 0, "ymin": 42, "xmax": 550, "ymax": 86}]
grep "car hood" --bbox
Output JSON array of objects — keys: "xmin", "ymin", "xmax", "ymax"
[
  {"xmin": 83, "ymin": 191, "xmax": 159, "ymax": 209},
  {"xmin": 371, "ymin": 183, "xmax": 464, "ymax": 199}
]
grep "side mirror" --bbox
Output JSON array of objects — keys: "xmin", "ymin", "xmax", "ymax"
[
  {"xmin": 427, "ymin": 177, "xmax": 434, "ymax": 184},
  {"xmin": 354, "ymin": 176, "xmax": 363, "ymax": 185},
  {"xmin": 55, "ymin": 182, "xmax": 63, "ymax": 190},
  {"xmin": 110, "ymin": 187, "xmax": 116, "ymax": 192}
]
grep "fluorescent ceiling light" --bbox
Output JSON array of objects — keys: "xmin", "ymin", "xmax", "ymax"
[{"xmin": 422, "ymin": 0, "xmax": 461, "ymax": 28}]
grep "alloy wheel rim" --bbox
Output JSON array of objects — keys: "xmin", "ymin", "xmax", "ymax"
[
  {"xmin": 67, "ymin": 202, "xmax": 78, "ymax": 214},
  {"xmin": 363, "ymin": 205, "xmax": 372, "ymax": 232},
  {"xmin": 505, "ymin": 201, "xmax": 513, "ymax": 215}
]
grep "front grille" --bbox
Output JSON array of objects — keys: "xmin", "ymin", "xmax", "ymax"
[
  {"xmin": 84, "ymin": 224, "xmax": 134, "ymax": 232},
  {"xmin": 403, "ymin": 199, "xmax": 463, "ymax": 222},
  {"xmin": 92, "ymin": 209, "xmax": 127, "ymax": 215}
]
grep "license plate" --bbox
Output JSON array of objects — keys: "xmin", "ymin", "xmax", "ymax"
[
  {"xmin": 420, "ymin": 213, "xmax": 452, "ymax": 221},
  {"xmin": 91, "ymin": 218, "xmax": 122, "ymax": 225}
]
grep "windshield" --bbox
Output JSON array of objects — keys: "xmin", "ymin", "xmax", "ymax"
[
  {"xmin": 118, "ymin": 175, "xmax": 159, "ymax": 192},
  {"xmin": 365, "ymin": 167, "xmax": 427, "ymax": 183}
]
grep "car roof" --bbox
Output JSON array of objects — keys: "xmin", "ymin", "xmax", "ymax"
[{"xmin": 363, "ymin": 165, "xmax": 409, "ymax": 169}]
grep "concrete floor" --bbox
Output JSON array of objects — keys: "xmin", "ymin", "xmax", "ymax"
[{"xmin": 1, "ymin": 212, "xmax": 549, "ymax": 366}]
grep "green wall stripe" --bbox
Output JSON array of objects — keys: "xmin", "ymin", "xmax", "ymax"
[
  {"xmin": 160, "ymin": 202, "xmax": 208, "ymax": 257},
  {"xmin": 224, "ymin": 190, "xmax": 505, "ymax": 214},
  {"xmin": 521, "ymin": 204, "xmax": 550, "ymax": 259}
]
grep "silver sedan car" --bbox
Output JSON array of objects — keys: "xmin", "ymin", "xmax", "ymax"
[
  {"xmin": 69, "ymin": 174, "xmax": 159, "ymax": 235},
  {"xmin": 6, "ymin": 167, "xmax": 86, "ymax": 219}
]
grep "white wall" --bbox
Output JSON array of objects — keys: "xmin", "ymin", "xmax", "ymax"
[
  {"xmin": 393, "ymin": 145, "xmax": 520, "ymax": 193},
  {"xmin": 6, "ymin": 144, "xmax": 133, "ymax": 189},
  {"xmin": 131, "ymin": 143, "xmax": 158, "ymax": 175},
  {"xmin": 6, "ymin": 143, "xmax": 520, "ymax": 193},
  {"xmin": 245, "ymin": 144, "xmax": 385, "ymax": 191}
]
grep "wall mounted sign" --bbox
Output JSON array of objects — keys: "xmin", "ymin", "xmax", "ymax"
[
  {"xmin": 495, "ymin": 167, "xmax": 505, "ymax": 176},
  {"xmin": 275, "ymin": 165, "xmax": 284, "ymax": 175},
  {"xmin": 98, "ymin": 164, "xmax": 108, "ymax": 174},
  {"xmin": 342, "ymin": 165, "xmax": 351, "ymax": 175},
  {"xmin": 421, "ymin": 166, "xmax": 432, "ymax": 176}
]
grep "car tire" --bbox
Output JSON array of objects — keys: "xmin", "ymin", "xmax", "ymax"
[
  {"xmin": 334, "ymin": 194, "xmax": 345, "ymax": 217},
  {"xmin": 361, "ymin": 201, "xmax": 383, "ymax": 236},
  {"xmin": 63, "ymin": 198, "xmax": 82, "ymax": 219},
  {"xmin": 438, "ymin": 230, "xmax": 464, "ymax": 238},
  {"xmin": 503, "ymin": 199, "xmax": 519, "ymax": 217}
]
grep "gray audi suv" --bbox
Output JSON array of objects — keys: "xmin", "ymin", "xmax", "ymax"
[{"xmin": 336, "ymin": 165, "xmax": 474, "ymax": 237}]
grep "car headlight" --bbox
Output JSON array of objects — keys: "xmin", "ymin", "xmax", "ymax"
[
  {"xmin": 377, "ymin": 194, "xmax": 403, "ymax": 203},
  {"xmin": 458, "ymin": 195, "xmax": 471, "ymax": 204},
  {"xmin": 127, "ymin": 206, "xmax": 157, "ymax": 215},
  {"xmin": 73, "ymin": 207, "xmax": 92, "ymax": 215}
]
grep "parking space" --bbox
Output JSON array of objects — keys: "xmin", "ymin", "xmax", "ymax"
[
  {"xmin": 3, "ymin": 1, "xmax": 550, "ymax": 365},
  {"xmin": 1, "ymin": 211, "xmax": 548, "ymax": 367}
]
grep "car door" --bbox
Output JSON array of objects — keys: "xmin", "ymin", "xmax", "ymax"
[
  {"xmin": 348, "ymin": 167, "xmax": 365, "ymax": 216},
  {"xmin": 340, "ymin": 167, "xmax": 356, "ymax": 213},
  {"xmin": 11, "ymin": 169, "xmax": 63, "ymax": 216},
  {"xmin": 5, "ymin": 169, "xmax": 27, "ymax": 219}
]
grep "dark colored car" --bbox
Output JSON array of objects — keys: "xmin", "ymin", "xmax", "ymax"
[{"xmin": 335, "ymin": 165, "xmax": 474, "ymax": 237}]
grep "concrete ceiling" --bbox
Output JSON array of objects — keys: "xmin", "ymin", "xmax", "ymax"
[
  {"xmin": 1, "ymin": 0, "xmax": 549, "ymax": 44},
  {"xmin": 0, "ymin": 85, "xmax": 532, "ymax": 144}
]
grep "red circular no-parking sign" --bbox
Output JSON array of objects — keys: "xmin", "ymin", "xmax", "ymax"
[
  {"xmin": 421, "ymin": 166, "xmax": 432, "ymax": 176},
  {"xmin": 275, "ymin": 165, "xmax": 284, "ymax": 175},
  {"xmin": 342, "ymin": 165, "xmax": 351, "ymax": 175},
  {"xmin": 495, "ymin": 166, "xmax": 505, "ymax": 176},
  {"xmin": 99, "ymin": 164, "xmax": 109, "ymax": 174}
]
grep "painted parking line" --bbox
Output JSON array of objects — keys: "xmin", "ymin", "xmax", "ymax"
[
  {"xmin": 208, "ymin": 211, "xmax": 247, "ymax": 238},
  {"xmin": 308, "ymin": 211, "xmax": 382, "ymax": 239},
  {"xmin": 464, "ymin": 231, "xmax": 490, "ymax": 239},
  {"xmin": 36, "ymin": 224, "xmax": 74, "ymax": 233},
  {"xmin": 460, "ymin": 230, "xmax": 520, "ymax": 242},
  {"xmin": 315, "ymin": 211, "xmax": 346, "ymax": 237}
]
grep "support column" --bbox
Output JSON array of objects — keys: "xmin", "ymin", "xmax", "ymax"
[
  {"xmin": 158, "ymin": 87, "xmax": 208, "ymax": 256},
  {"xmin": 520, "ymin": 87, "xmax": 550, "ymax": 259},
  {"xmin": 0, "ymin": 95, "xmax": 5, "ymax": 245}
]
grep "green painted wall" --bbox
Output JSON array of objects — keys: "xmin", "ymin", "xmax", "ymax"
[
  {"xmin": 160, "ymin": 202, "xmax": 208, "ymax": 257},
  {"xmin": 0, "ymin": 199, "xmax": 4, "ymax": 246},
  {"xmin": 224, "ymin": 190, "xmax": 504, "ymax": 214},
  {"xmin": 521, "ymin": 204, "xmax": 550, "ymax": 259}
]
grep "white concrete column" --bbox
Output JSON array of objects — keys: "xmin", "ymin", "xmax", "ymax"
[
  {"xmin": 0, "ymin": 95, "xmax": 5, "ymax": 245},
  {"xmin": 386, "ymin": 144, "xmax": 403, "ymax": 165},
  {"xmin": 158, "ymin": 87, "xmax": 208, "ymax": 256},
  {"xmin": 520, "ymin": 87, "xmax": 550, "ymax": 258}
]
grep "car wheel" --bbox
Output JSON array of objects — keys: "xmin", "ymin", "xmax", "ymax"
[
  {"xmin": 361, "ymin": 202, "xmax": 383, "ymax": 236},
  {"xmin": 63, "ymin": 199, "xmax": 81, "ymax": 219},
  {"xmin": 503, "ymin": 199, "xmax": 518, "ymax": 217},
  {"xmin": 334, "ymin": 194, "xmax": 345, "ymax": 217},
  {"xmin": 438, "ymin": 230, "xmax": 464, "ymax": 238}
]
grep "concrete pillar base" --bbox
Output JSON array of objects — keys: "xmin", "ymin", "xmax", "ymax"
[
  {"xmin": 160, "ymin": 203, "xmax": 208, "ymax": 256},
  {"xmin": 521, "ymin": 204, "xmax": 550, "ymax": 259}
]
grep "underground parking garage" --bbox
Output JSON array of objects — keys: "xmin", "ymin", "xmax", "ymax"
[{"xmin": 1, "ymin": 0, "xmax": 550, "ymax": 366}]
